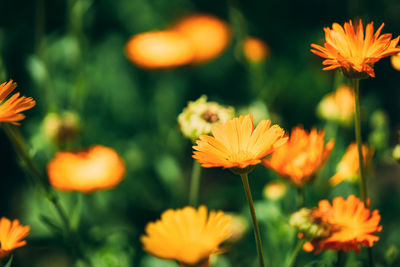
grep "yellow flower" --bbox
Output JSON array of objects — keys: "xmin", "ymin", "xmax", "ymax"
[
  {"xmin": 263, "ymin": 180, "xmax": 287, "ymax": 200},
  {"xmin": 311, "ymin": 19, "xmax": 400, "ymax": 78},
  {"xmin": 0, "ymin": 217, "xmax": 30, "ymax": 259},
  {"xmin": 172, "ymin": 14, "xmax": 231, "ymax": 64},
  {"xmin": 125, "ymin": 31, "xmax": 194, "ymax": 69},
  {"xmin": 243, "ymin": 37, "xmax": 270, "ymax": 62},
  {"xmin": 317, "ymin": 84, "xmax": 354, "ymax": 125},
  {"xmin": 141, "ymin": 206, "xmax": 231, "ymax": 266},
  {"xmin": 391, "ymin": 52, "xmax": 400, "ymax": 71},
  {"xmin": 0, "ymin": 80, "xmax": 36, "ymax": 125},
  {"xmin": 263, "ymin": 127, "xmax": 334, "ymax": 187},
  {"xmin": 192, "ymin": 114, "xmax": 287, "ymax": 171},
  {"xmin": 329, "ymin": 143, "xmax": 374, "ymax": 186}
]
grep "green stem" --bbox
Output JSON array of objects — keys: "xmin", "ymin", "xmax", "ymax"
[
  {"xmin": 287, "ymin": 239, "xmax": 305, "ymax": 267},
  {"xmin": 240, "ymin": 173, "xmax": 265, "ymax": 267},
  {"xmin": 335, "ymin": 251, "xmax": 346, "ymax": 267},
  {"xmin": 296, "ymin": 187, "xmax": 305, "ymax": 209},
  {"xmin": 353, "ymin": 79, "xmax": 367, "ymax": 203},
  {"xmin": 189, "ymin": 160, "xmax": 201, "ymax": 206},
  {"xmin": 368, "ymin": 247, "xmax": 374, "ymax": 267}
]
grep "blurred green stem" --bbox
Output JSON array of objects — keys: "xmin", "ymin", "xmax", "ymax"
[
  {"xmin": 353, "ymin": 79, "xmax": 367, "ymax": 203},
  {"xmin": 240, "ymin": 173, "xmax": 265, "ymax": 267},
  {"xmin": 189, "ymin": 159, "xmax": 201, "ymax": 206},
  {"xmin": 296, "ymin": 187, "xmax": 305, "ymax": 209},
  {"xmin": 287, "ymin": 239, "xmax": 305, "ymax": 267},
  {"xmin": 335, "ymin": 251, "xmax": 346, "ymax": 267},
  {"xmin": 368, "ymin": 247, "xmax": 374, "ymax": 267}
]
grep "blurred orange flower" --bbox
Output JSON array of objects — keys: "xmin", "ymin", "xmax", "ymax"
[
  {"xmin": 243, "ymin": 37, "xmax": 270, "ymax": 62},
  {"xmin": 193, "ymin": 114, "xmax": 287, "ymax": 171},
  {"xmin": 391, "ymin": 52, "xmax": 400, "ymax": 71},
  {"xmin": 125, "ymin": 30, "xmax": 194, "ymax": 69},
  {"xmin": 0, "ymin": 217, "xmax": 30, "ymax": 259},
  {"xmin": 47, "ymin": 145, "xmax": 125, "ymax": 193},
  {"xmin": 263, "ymin": 127, "xmax": 334, "ymax": 187},
  {"xmin": 311, "ymin": 19, "xmax": 400, "ymax": 78},
  {"xmin": 303, "ymin": 195, "xmax": 381, "ymax": 253},
  {"xmin": 0, "ymin": 80, "xmax": 36, "ymax": 125},
  {"xmin": 330, "ymin": 143, "xmax": 374, "ymax": 186},
  {"xmin": 172, "ymin": 14, "xmax": 231, "ymax": 64},
  {"xmin": 141, "ymin": 206, "xmax": 231, "ymax": 267}
]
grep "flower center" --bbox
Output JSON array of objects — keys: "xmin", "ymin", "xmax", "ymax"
[{"xmin": 202, "ymin": 110, "xmax": 219, "ymax": 123}]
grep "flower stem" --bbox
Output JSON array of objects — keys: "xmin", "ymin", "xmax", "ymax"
[
  {"xmin": 353, "ymin": 79, "xmax": 367, "ymax": 203},
  {"xmin": 368, "ymin": 247, "xmax": 374, "ymax": 267},
  {"xmin": 240, "ymin": 173, "xmax": 265, "ymax": 267},
  {"xmin": 189, "ymin": 159, "xmax": 202, "ymax": 206},
  {"xmin": 335, "ymin": 251, "xmax": 346, "ymax": 267},
  {"xmin": 296, "ymin": 187, "xmax": 305, "ymax": 209},
  {"xmin": 286, "ymin": 239, "xmax": 305, "ymax": 267}
]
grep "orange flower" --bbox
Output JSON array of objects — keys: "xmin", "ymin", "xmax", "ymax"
[
  {"xmin": 263, "ymin": 127, "xmax": 334, "ymax": 187},
  {"xmin": 311, "ymin": 19, "xmax": 400, "ymax": 78},
  {"xmin": 303, "ymin": 195, "xmax": 382, "ymax": 253},
  {"xmin": 192, "ymin": 114, "xmax": 287, "ymax": 171},
  {"xmin": 47, "ymin": 145, "xmax": 125, "ymax": 193},
  {"xmin": 0, "ymin": 217, "xmax": 30, "ymax": 258},
  {"xmin": 125, "ymin": 30, "xmax": 194, "ymax": 69},
  {"xmin": 330, "ymin": 143, "xmax": 374, "ymax": 186},
  {"xmin": 141, "ymin": 206, "xmax": 231, "ymax": 266},
  {"xmin": 391, "ymin": 52, "xmax": 400, "ymax": 71},
  {"xmin": 0, "ymin": 80, "xmax": 36, "ymax": 125},
  {"xmin": 243, "ymin": 37, "xmax": 270, "ymax": 62},
  {"xmin": 172, "ymin": 14, "xmax": 231, "ymax": 64}
]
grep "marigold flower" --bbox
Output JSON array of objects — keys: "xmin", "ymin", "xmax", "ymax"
[
  {"xmin": 330, "ymin": 143, "xmax": 374, "ymax": 186},
  {"xmin": 47, "ymin": 145, "xmax": 125, "ymax": 193},
  {"xmin": 178, "ymin": 95, "xmax": 235, "ymax": 141},
  {"xmin": 172, "ymin": 14, "xmax": 231, "ymax": 64},
  {"xmin": 302, "ymin": 195, "xmax": 382, "ymax": 253},
  {"xmin": 125, "ymin": 30, "xmax": 194, "ymax": 69},
  {"xmin": 311, "ymin": 19, "xmax": 400, "ymax": 78},
  {"xmin": 0, "ymin": 217, "xmax": 30, "ymax": 259},
  {"xmin": 317, "ymin": 84, "xmax": 354, "ymax": 125},
  {"xmin": 192, "ymin": 114, "xmax": 287, "ymax": 171},
  {"xmin": 243, "ymin": 37, "xmax": 270, "ymax": 62},
  {"xmin": 263, "ymin": 127, "xmax": 334, "ymax": 188},
  {"xmin": 263, "ymin": 180, "xmax": 287, "ymax": 200},
  {"xmin": 141, "ymin": 206, "xmax": 231, "ymax": 266},
  {"xmin": 391, "ymin": 52, "xmax": 400, "ymax": 71},
  {"xmin": 0, "ymin": 80, "xmax": 36, "ymax": 125}
]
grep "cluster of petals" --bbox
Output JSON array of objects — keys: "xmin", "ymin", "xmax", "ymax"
[
  {"xmin": 311, "ymin": 19, "xmax": 400, "ymax": 78},
  {"xmin": 0, "ymin": 217, "xmax": 30, "ymax": 258},
  {"xmin": 0, "ymin": 80, "xmax": 36, "ymax": 125},
  {"xmin": 263, "ymin": 127, "xmax": 334, "ymax": 187},
  {"xmin": 303, "ymin": 195, "xmax": 382, "ymax": 253},
  {"xmin": 47, "ymin": 145, "xmax": 125, "ymax": 193},
  {"xmin": 192, "ymin": 114, "xmax": 287, "ymax": 170},
  {"xmin": 141, "ymin": 206, "xmax": 231, "ymax": 266},
  {"xmin": 125, "ymin": 14, "xmax": 230, "ymax": 69}
]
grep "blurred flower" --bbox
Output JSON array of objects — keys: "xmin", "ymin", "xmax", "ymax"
[
  {"xmin": 393, "ymin": 144, "xmax": 400, "ymax": 163},
  {"xmin": 125, "ymin": 30, "xmax": 194, "ymax": 69},
  {"xmin": 391, "ymin": 52, "xmax": 400, "ymax": 71},
  {"xmin": 47, "ymin": 145, "xmax": 125, "ymax": 193},
  {"xmin": 193, "ymin": 114, "xmax": 287, "ymax": 173},
  {"xmin": 141, "ymin": 206, "xmax": 231, "ymax": 267},
  {"xmin": 290, "ymin": 208, "xmax": 331, "ymax": 240},
  {"xmin": 0, "ymin": 217, "xmax": 30, "ymax": 259},
  {"xmin": 311, "ymin": 19, "xmax": 400, "ymax": 78},
  {"xmin": 243, "ymin": 37, "xmax": 270, "ymax": 63},
  {"xmin": 172, "ymin": 14, "xmax": 231, "ymax": 64},
  {"xmin": 178, "ymin": 95, "xmax": 234, "ymax": 141},
  {"xmin": 317, "ymin": 84, "xmax": 354, "ymax": 125},
  {"xmin": 263, "ymin": 127, "xmax": 334, "ymax": 188},
  {"xmin": 0, "ymin": 80, "xmax": 36, "ymax": 125},
  {"xmin": 263, "ymin": 180, "xmax": 287, "ymax": 201},
  {"xmin": 329, "ymin": 143, "xmax": 374, "ymax": 186},
  {"xmin": 226, "ymin": 213, "xmax": 249, "ymax": 243},
  {"xmin": 238, "ymin": 100, "xmax": 269, "ymax": 125},
  {"xmin": 42, "ymin": 111, "xmax": 80, "ymax": 146},
  {"xmin": 302, "ymin": 195, "xmax": 382, "ymax": 253}
]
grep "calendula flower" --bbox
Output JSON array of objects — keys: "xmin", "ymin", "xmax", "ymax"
[
  {"xmin": 0, "ymin": 80, "xmax": 36, "ymax": 125},
  {"xmin": 47, "ymin": 145, "xmax": 125, "ymax": 193},
  {"xmin": 317, "ymin": 84, "xmax": 355, "ymax": 125},
  {"xmin": 301, "ymin": 195, "xmax": 382, "ymax": 253},
  {"xmin": 42, "ymin": 111, "xmax": 80, "ymax": 146},
  {"xmin": 178, "ymin": 95, "xmax": 235, "ymax": 141},
  {"xmin": 391, "ymin": 52, "xmax": 400, "ymax": 71},
  {"xmin": 263, "ymin": 180, "xmax": 287, "ymax": 201},
  {"xmin": 311, "ymin": 19, "xmax": 400, "ymax": 78},
  {"xmin": 172, "ymin": 14, "xmax": 231, "ymax": 64},
  {"xmin": 243, "ymin": 37, "xmax": 270, "ymax": 63},
  {"xmin": 0, "ymin": 217, "xmax": 30, "ymax": 259},
  {"xmin": 193, "ymin": 114, "xmax": 287, "ymax": 172},
  {"xmin": 263, "ymin": 127, "xmax": 334, "ymax": 187},
  {"xmin": 141, "ymin": 206, "xmax": 231, "ymax": 267},
  {"xmin": 125, "ymin": 30, "xmax": 194, "ymax": 69},
  {"xmin": 329, "ymin": 143, "xmax": 374, "ymax": 186},
  {"xmin": 290, "ymin": 208, "xmax": 331, "ymax": 240}
]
